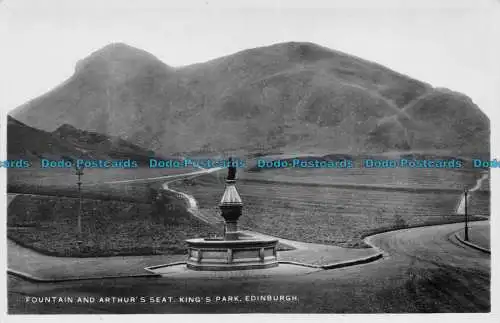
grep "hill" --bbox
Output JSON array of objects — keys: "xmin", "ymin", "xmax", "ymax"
[
  {"xmin": 7, "ymin": 115, "xmax": 158, "ymax": 163},
  {"xmin": 7, "ymin": 116, "xmax": 88, "ymax": 161},
  {"xmin": 9, "ymin": 41, "xmax": 489, "ymax": 157},
  {"xmin": 52, "ymin": 123, "xmax": 159, "ymax": 163}
]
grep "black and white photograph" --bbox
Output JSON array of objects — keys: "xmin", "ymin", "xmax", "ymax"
[{"xmin": 0, "ymin": 0, "xmax": 498, "ymax": 319}]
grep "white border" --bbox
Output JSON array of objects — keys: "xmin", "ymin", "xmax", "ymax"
[{"xmin": 1, "ymin": 0, "xmax": 499, "ymax": 322}]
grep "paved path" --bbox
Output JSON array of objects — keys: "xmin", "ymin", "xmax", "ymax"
[
  {"xmin": 242, "ymin": 229, "xmax": 376, "ymax": 266},
  {"xmin": 7, "ymin": 239, "xmax": 186, "ymax": 280},
  {"xmin": 367, "ymin": 220, "xmax": 489, "ymax": 270},
  {"xmin": 150, "ymin": 263, "xmax": 322, "ymax": 279},
  {"xmin": 7, "ymin": 220, "xmax": 490, "ymax": 313}
]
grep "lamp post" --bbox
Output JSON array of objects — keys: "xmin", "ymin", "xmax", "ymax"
[
  {"xmin": 75, "ymin": 164, "xmax": 85, "ymax": 246},
  {"xmin": 464, "ymin": 188, "xmax": 469, "ymax": 241}
]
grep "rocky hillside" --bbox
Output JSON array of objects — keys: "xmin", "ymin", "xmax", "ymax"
[
  {"xmin": 10, "ymin": 42, "xmax": 489, "ymax": 157},
  {"xmin": 7, "ymin": 116, "xmax": 159, "ymax": 163}
]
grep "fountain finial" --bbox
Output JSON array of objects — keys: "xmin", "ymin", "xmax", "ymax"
[
  {"xmin": 220, "ymin": 156, "xmax": 241, "ymax": 206},
  {"xmin": 227, "ymin": 156, "xmax": 236, "ymax": 182}
]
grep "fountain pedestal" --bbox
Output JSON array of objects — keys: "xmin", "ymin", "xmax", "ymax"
[
  {"xmin": 185, "ymin": 170, "xmax": 278, "ymax": 271},
  {"xmin": 186, "ymin": 237, "xmax": 278, "ymax": 271}
]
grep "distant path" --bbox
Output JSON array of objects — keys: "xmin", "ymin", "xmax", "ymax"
[
  {"xmin": 7, "ymin": 193, "xmax": 18, "ymax": 206},
  {"xmin": 101, "ymin": 167, "xmax": 224, "ymax": 185},
  {"xmin": 455, "ymin": 172, "xmax": 489, "ymax": 214},
  {"xmin": 161, "ymin": 167, "xmax": 225, "ymax": 225}
]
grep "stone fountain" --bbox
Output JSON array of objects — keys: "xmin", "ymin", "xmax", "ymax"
[{"xmin": 185, "ymin": 158, "xmax": 279, "ymax": 271}]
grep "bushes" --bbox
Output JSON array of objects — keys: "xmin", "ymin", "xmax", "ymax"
[{"xmin": 8, "ymin": 194, "xmax": 221, "ymax": 257}]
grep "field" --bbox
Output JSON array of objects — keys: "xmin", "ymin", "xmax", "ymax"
[
  {"xmin": 171, "ymin": 166, "xmax": 489, "ymax": 248},
  {"xmin": 8, "ymin": 165, "xmax": 192, "ymax": 184},
  {"xmin": 242, "ymin": 156, "xmax": 486, "ymax": 190},
  {"xmin": 7, "ymin": 166, "xmax": 196, "ymax": 203},
  {"xmin": 7, "ymin": 194, "xmax": 222, "ymax": 257}
]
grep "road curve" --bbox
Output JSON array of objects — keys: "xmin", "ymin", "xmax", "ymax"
[{"xmin": 367, "ymin": 220, "xmax": 489, "ymax": 269}]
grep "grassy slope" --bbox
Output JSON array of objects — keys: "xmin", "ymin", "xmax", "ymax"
[{"xmin": 374, "ymin": 89, "xmax": 490, "ymax": 156}]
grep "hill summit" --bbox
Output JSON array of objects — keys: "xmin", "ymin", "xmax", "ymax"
[{"xmin": 10, "ymin": 41, "xmax": 489, "ymax": 157}]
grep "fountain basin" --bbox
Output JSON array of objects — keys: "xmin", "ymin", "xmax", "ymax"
[{"xmin": 185, "ymin": 235, "xmax": 279, "ymax": 271}]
